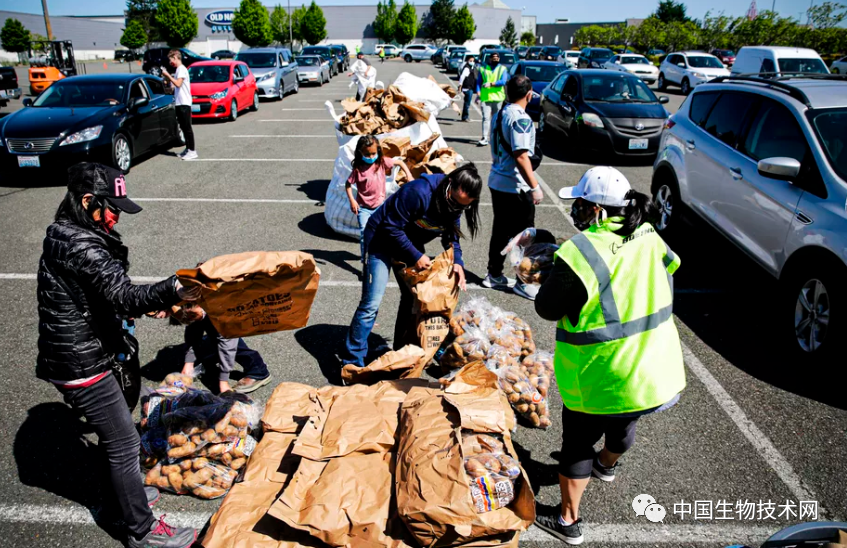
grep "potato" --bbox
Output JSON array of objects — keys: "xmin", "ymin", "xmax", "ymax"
[
  {"xmin": 214, "ymin": 411, "xmax": 232, "ymax": 434},
  {"xmin": 230, "ymin": 457, "xmax": 246, "ymax": 470},
  {"xmin": 161, "ymin": 464, "xmax": 180, "ymax": 475},
  {"xmin": 221, "ymin": 452, "xmax": 233, "ymax": 466},
  {"xmin": 193, "ymin": 485, "xmax": 226, "ymax": 499},
  {"xmin": 168, "ymin": 472, "xmax": 184, "ymax": 492},
  {"xmin": 515, "ymin": 403, "xmax": 530, "ymax": 414},
  {"xmin": 145, "ymin": 467, "xmax": 161, "ymax": 485},
  {"xmin": 179, "ymin": 460, "xmax": 192, "ymax": 471},
  {"xmin": 464, "ymin": 458, "xmax": 487, "ymax": 478},
  {"xmin": 201, "ymin": 429, "xmax": 219, "ymax": 443},
  {"xmin": 224, "ymin": 425, "xmax": 239, "ymax": 438},
  {"xmin": 229, "ymin": 415, "xmax": 248, "ymax": 429},
  {"xmin": 192, "ymin": 457, "xmax": 209, "ymax": 470},
  {"xmin": 167, "ymin": 442, "xmax": 196, "ymax": 459},
  {"xmin": 182, "ymin": 472, "xmax": 201, "ymax": 490},
  {"xmin": 193, "ymin": 468, "xmax": 214, "ymax": 484},
  {"xmin": 476, "ymin": 455, "xmax": 502, "ymax": 473},
  {"xmin": 156, "ymin": 476, "xmax": 171, "ymax": 490},
  {"xmin": 190, "ymin": 434, "xmax": 203, "ymax": 445}
]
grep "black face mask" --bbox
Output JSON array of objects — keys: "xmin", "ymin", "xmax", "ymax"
[
  {"xmin": 489, "ymin": 59, "xmax": 499, "ymax": 67},
  {"xmin": 570, "ymin": 201, "xmax": 594, "ymax": 231}
]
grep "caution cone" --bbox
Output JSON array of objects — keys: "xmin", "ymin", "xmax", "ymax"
[{"xmin": 103, "ymin": 62, "xmax": 108, "ymax": 70}]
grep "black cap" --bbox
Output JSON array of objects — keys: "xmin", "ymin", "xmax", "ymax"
[{"xmin": 67, "ymin": 162, "xmax": 142, "ymax": 214}]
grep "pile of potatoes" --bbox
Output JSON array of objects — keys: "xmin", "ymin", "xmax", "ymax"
[
  {"xmin": 144, "ymin": 457, "xmax": 239, "ymax": 499},
  {"xmin": 165, "ymin": 402, "xmax": 256, "ymax": 460},
  {"xmin": 495, "ymin": 366, "xmax": 552, "ymax": 429},
  {"xmin": 461, "ymin": 433, "xmax": 522, "ymax": 513},
  {"xmin": 515, "ymin": 243, "xmax": 559, "ymax": 285}
]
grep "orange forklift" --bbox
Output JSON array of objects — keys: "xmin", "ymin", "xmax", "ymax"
[{"xmin": 28, "ymin": 40, "xmax": 77, "ymax": 96}]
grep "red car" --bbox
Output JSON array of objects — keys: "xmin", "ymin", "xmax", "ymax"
[
  {"xmin": 710, "ymin": 49, "xmax": 736, "ymax": 67},
  {"xmin": 188, "ymin": 60, "xmax": 258, "ymax": 121}
]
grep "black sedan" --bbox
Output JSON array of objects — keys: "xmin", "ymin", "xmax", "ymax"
[
  {"xmin": 0, "ymin": 74, "xmax": 182, "ymax": 177},
  {"xmin": 212, "ymin": 49, "xmax": 237, "ymax": 60},
  {"xmin": 508, "ymin": 60, "xmax": 568, "ymax": 121},
  {"xmin": 538, "ymin": 70, "xmax": 670, "ymax": 158}
]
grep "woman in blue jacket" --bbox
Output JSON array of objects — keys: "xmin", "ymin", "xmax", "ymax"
[{"xmin": 341, "ymin": 163, "xmax": 483, "ymax": 368}]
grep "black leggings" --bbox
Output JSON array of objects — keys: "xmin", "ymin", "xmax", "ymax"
[
  {"xmin": 559, "ymin": 404, "xmax": 639, "ymax": 479},
  {"xmin": 175, "ymin": 105, "xmax": 196, "ymax": 151}
]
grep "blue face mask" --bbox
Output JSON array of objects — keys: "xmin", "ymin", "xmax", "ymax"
[{"xmin": 362, "ymin": 156, "xmax": 378, "ymax": 165}]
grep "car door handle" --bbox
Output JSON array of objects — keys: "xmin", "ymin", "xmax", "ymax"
[
  {"xmin": 685, "ymin": 139, "xmax": 695, "ymax": 151},
  {"xmin": 730, "ymin": 167, "xmax": 743, "ymax": 180}
]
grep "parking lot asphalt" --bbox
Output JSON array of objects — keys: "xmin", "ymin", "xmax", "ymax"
[{"xmin": 0, "ymin": 60, "xmax": 844, "ymax": 548}]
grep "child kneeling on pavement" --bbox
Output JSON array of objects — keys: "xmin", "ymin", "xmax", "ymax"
[{"xmin": 173, "ymin": 304, "xmax": 272, "ymax": 394}]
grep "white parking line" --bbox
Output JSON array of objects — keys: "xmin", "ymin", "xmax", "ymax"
[
  {"xmin": 0, "ymin": 503, "xmax": 776, "ymax": 545},
  {"xmin": 532, "ymin": 168, "xmax": 830, "ymax": 519}
]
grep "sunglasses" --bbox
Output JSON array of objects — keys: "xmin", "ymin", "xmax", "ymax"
[{"xmin": 445, "ymin": 183, "xmax": 473, "ymax": 212}]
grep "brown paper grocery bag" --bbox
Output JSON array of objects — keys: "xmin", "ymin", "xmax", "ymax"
[
  {"xmin": 341, "ymin": 345, "xmax": 427, "ymax": 385},
  {"xmin": 396, "ymin": 386, "xmax": 535, "ymax": 547},
  {"xmin": 401, "ymin": 247, "xmax": 459, "ymax": 316},
  {"xmin": 416, "ymin": 314, "xmax": 450, "ymax": 366},
  {"xmin": 380, "ymin": 135, "xmax": 412, "ymax": 158},
  {"xmin": 260, "ymin": 382, "xmax": 320, "ymax": 434},
  {"xmin": 177, "ymin": 251, "xmax": 320, "ymax": 339}
]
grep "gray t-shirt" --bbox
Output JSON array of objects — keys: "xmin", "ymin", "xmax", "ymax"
[{"xmin": 488, "ymin": 103, "xmax": 535, "ymax": 194}]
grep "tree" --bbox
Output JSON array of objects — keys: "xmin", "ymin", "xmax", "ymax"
[
  {"xmin": 0, "ymin": 18, "xmax": 30, "ymax": 53},
  {"xmin": 730, "ymin": 11, "xmax": 796, "ymax": 48},
  {"xmin": 699, "ymin": 11, "xmax": 733, "ymax": 50},
  {"xmin": 422, "ymin": 0, "xmax": 455, "ymax": 45},
  {"xmin": 451, "ymin": 4, "xmax": 476, "ymax": 45},
  {"xmin": 500, "ymin": 16, "xmax": 518, "ymax": 49},
  {"xmin": 613, "ymin": 22, "xmax": 639, "ymax": 48},
  {"xmin": 664, "ymin": 20, "xmax": 699, "ymax": 51},
  {"xmin": 232, "ymin": 0, "xmax": 273, "ymax": 47},
  {"xmin": 634, "ymin": 16, "xmax": 666, "ymax": 51},
  {"xmin": 395, "ymin": 0, "xmax": 418, "ymax": 45},
  {"xmin": 121, "ymin": 19, "xmax": 148, "ymax": 50},
  {"xmin": 573, "ymin": 25, "xmax": 612, "ymax": 47},
  {"xmin": 807, "ymin": 1, "xmax": 847, "ymax": 28},
  {"xmin": 373, "ymin": 0, "xmax": 397, "ymax": 43},
  {"xmin": 155, "ymin": 0, "xmax": 198, "ymax": 47},
  {"xmin": 127, "ymin": 0, "xmax": 160, "ymax": 46},
  {"xmin": 300, "ymin": 0, "xmax": 327, "ymax": 45},
  {"xmin": 269, "ymin": 5, "xmax": 290, "ymax": 45},
  {"xmin": 291, "ymin": 5, "xmax": 308, "ymax": 43},
  {"xmin": 520, "ymin": 30, "xmax": 535, "ymax": 46},
  {"xmin": 654, "ymin": 0, "xmax": 688, "ymax": 24}
]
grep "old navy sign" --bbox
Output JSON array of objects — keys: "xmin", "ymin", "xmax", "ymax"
[{"xmin": 205, "ymin": 9, "xmax": 234, "ymax": 32}]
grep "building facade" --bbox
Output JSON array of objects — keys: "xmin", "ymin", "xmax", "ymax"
[
  {"xmin": 0, "ymin": 10, "xmax": 124, "ymax": 61},
  {"xmin": 535, "ymin": 21, "xmax": 624, "ymax": 50}
]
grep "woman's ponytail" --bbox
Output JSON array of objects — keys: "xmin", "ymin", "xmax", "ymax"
[{"xmin": 614, "ymin": 189, "xmax": 659, "ymax": 236}]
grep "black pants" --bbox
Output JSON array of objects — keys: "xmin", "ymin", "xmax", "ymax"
[
  {"xmin": 175, "ymin": 105, "xmax": 195, "ymax": 151},
  {"xmin": 558, "ymin": 404, "xmax": 639, "ymax": 479},
  {"xmin": 58, "ymin": 373, "xmax": 154, "ymax": 539},
  {"xmin": 487, "ymin": 188, "xmax": 536, "ymax": 277}
]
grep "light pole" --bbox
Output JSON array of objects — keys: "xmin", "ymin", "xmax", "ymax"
[
  {"xmin": 41, "ymin": 0, "xmax": 53, "ymax": 40},
  {"xmin": 288, "ymin": 0, "xmax": 293, "ymax": 47}
]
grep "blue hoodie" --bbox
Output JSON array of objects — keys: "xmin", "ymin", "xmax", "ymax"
[{"xmin": 363, "ymin": 173, "xmax": 464, "ymax": 267}]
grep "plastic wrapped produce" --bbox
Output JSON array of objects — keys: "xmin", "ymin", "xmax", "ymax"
[
  {"xmin": 495, "ymin": 366, "xmax": 552, "ymax": 429},
  {"xmin": 462, "ymin": 432, "xmax": 523, "ymax": 513},
  {"xmin": 449, "ymin": 296, "xmax": 494, "ymax": 337},
  {"xmin": 143, "ymin": 457, "xmax": 239, "ymax": 499},
  {"xmin": 438, "ymin": 326, "xmax": 490, "ymax": 370},
  {"xmin": 502, "ymin": 228, "xmax": 562, "ymax": 286}
]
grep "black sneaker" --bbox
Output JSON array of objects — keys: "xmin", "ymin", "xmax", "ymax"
[
  {"xmin": 534, "ymin": 513, "xmax": 584, "ymax": 545},
  {"xmin": 126, "ymin": 515, "xmax": 196, "ymax": 548},
  {"xmin": 591, "ymin": 453, "xmax": 619, "ymax": 482}
]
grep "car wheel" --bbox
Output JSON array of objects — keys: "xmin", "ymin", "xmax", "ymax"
[
  {"xmin": 780, "ymin": 260, "xmax": 847, "ymax": 366},
  {"xmin": 277, "ymin": 84, "xmax": 284, "ymax": 100},
  {"xmin": 681, "ymin": 78, "xmax": 691, "ymax": 95},
  {"xmin": 112, "ymin": 133, "xmax": 132, "ymax": 173},
  {"xmin": 652, "ymin": 171, "xmax": 681, "ymax": 233},
  {"xmin": 405, "ymin": 55, "xmax": 412, "ymax": 63},
  {"xmin": 230, "ymin": 99, "xmax": 238, "ymax": 122},
  {"xmin": 657, "ymin": 73, "xmax": 666, "ymax": 90},
  {"xmin": 251, "ymin": 92, "xmax": 259, "ymax": 111},
  {"xmin": 293, "ymin": 78, "xmax": 299, "ymax": 94}
]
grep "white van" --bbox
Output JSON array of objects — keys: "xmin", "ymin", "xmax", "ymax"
[{"xmin": 731, "ymin": 46, "xmax": 829, "ymax": 76}]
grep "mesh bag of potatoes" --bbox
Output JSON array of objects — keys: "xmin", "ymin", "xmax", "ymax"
[
  {"xmin": 144, "ymin": 457, "xmax": 239, "ymax": 500},
  {"xmin": 462, "ymin": 432, "xmax": 523, "ymax": 513},
  {"xmin": 163, "ymin": 399, "xmax": 260, "ymax": 462},
  {"xmin": 493, "ymin": 366, "xmax": 552, "ymax": 429},
  {"xmin": 439, "ymin": 325, "xmax": 491, "ymax": 370}
]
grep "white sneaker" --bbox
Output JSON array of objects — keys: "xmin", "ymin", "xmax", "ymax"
[
  {"xmin": 181, "ymin": 150, "xmax": 198, "ymax": 160},
  {"xmin": 513, "ymin": 282, "xmax": 539, "ymax": 301},
  {"xmin": 482, "ymin": 274, "xmax": 516, "ymax": 289},
  {"xmin": 177, "ymin": 149, "xmax": 188, "ymax": 158},
  {"xmin": 477, "ymin": 139, "xmax": 489, "ymax": 146}
]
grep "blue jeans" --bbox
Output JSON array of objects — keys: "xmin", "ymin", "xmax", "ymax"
[
  {"xmin": 357, "ymin": 206, "xmax": 376, "ymax": 261},
  {"xmin": 342, "ymin": 251, "xmax": 414, "ymax": 367},
  {"xmin": 461, "ymin": 89, "xmax": 473, "ymax": 121}
]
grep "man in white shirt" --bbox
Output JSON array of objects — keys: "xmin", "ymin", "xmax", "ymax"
[
  {"xmin": 161, "ymin": 50, "xmax": 197, "ymax": 160},
  {"xmin": 457, "ymin": 55, "xmax": 477, "ymax": 122},
  {"xmin": 349, "ymin": 52, "xmax": 376, "ymax": 101}
]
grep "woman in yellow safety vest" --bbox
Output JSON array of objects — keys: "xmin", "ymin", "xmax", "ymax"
[{"xmin": 532, "ymin": 166, "xmax": 686, "ymax": 546}]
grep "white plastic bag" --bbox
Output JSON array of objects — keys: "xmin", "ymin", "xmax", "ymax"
[{"xmin": 393, "ymin": 72, "xmax": 453, "ymax": 114}]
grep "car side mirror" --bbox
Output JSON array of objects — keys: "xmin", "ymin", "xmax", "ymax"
[
  {"xmin": 130, "ymin": 96, "xmax": 149, "ymax": 110},
  {"xmin": 677, "ymin": 62, "xmax": 686, "ymax": 68},
  {"xmin": 659, "ymin": 96, "xmax": 669, "ymax": 104},
  {"xmin": 22, "ymin": 98, "xmax": 33, "ymax": 107},
  {"xmin": 234, "ymin": 75, "xmax": 244, "ymax": 82},
  {"xmin": 280, "ymin": 61, "xmax": 289, "ymax": 67},
  {"xmin": 615, "ymin": 60, "xmax": 621, "ymax": 64},
  {"xmin": 758, "ymin": 157, "xmax": 801, "ymax": 180}
]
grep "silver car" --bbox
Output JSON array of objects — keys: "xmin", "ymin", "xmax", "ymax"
[
  {"xmin": 296, "ymin": 55, "xmax": 330, "ymax": 86},
  {"xmin": 235, "ymin": 47, "xmax": 299, "ymax": 100},
  {"xmin": 652, "ymin": 75, "xmax": 847, "ymax": 364},
  {"xmin": 447, "ymin": 50, "xmax": 470, "ymax": 74}
]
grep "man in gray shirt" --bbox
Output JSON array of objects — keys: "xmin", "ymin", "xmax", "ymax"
[{"xmin": 482, "ymin": 74, "xmax": 544, "ymax": 300}]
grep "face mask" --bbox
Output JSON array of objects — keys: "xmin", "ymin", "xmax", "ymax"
[
  {"xmin": 362, "ymin": 156, "xmax": 377, "ymax": 165},
  {"xmin": 490, "ymin": 60, "xmax": 499, "ymax": 67},
  {"xmin": 99, "ymin": 206, "xmax": 120, "ymax": 233},
  {"xmin": 468, "ymin": 61, "xmax": 475, "ymax": 67},
  {"xmin": 570, "ymin": 201, "xmax": 595, "ymax": 232}
]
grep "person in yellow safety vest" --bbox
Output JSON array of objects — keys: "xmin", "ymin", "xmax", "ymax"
[
  {"xmin": 475, "ymin": 52, "xmax": 507, "ymax": 147},
  {"xmin": 532, "ymin": 166, "xmax": 686, "ymax": 546}
]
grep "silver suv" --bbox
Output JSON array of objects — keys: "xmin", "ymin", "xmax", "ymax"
[{"xmin": 652, "ymin": 75, "xmax": 847, "ymax": 363}]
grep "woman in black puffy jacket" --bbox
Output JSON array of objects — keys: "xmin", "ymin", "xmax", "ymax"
[{"xmin": 36, "ymin": 163, "xmax": 199, "ymax": 548}]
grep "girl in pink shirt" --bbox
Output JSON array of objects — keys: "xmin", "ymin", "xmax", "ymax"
[{"xmin": 346, "ymin": 136, "xmax": 413, "ymax": 260}]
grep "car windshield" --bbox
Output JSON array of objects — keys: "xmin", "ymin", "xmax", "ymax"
[
  {"xmin": 484, "ymin": 53, "xmax": 516, "ymax": 64},
  {"xmin": 590, "ymin": 49, "xmax": 614, "ymax": 59},
  {"xmin": 566, "ymin": 51, "xmax": 580, "ymax": 57},
  {"xmin": 621, "ymin": 56, "xmax": 650, "ymax": 65},
  {"xmin": 450, "ymin": 51, "xmax": 465, "ymax": 59},
  {"xmin": 298, "ymin": 56, "xmax": 321, "ymax": 66},
  {"xmin": 717, "ymin": 50, "xmax": 735, "ymax": 56},
  {"xmin": 33, "ymin": 82, "xmax": 125, "ymax": 107},
  {"xmin": 687, "ymin": 56, "xmax": 724, "ymax": 68},
  {"xmin": 809, "ymin": 107, "xmax": 847, "ymax": 181},
  {"xmin": 236, "ymin": 53, "xmax": 276, "ymax": 68},
  {"xmin": 582, "ymin": 74, "xmax": 657, "ymax": 102},
  {"xmin": 523, "ymin": 64, "xmax": 567, "ymax": 82},
  {"xmin": 778, "ymin": 58, "xmax": 828, "ymax": 74},
  {"xmin": 302, "ymin": 47, "xmax": 330, "ymax": 59},
  {"xmin": 189, "ymin": 65, "xmax": 230, "ymax": 83},
  {"xmin": 542, "ymin": 48, "xmax": 561, "ymax": 54}
]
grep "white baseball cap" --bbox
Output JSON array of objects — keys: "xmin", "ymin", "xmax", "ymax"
[{"xmin": 558, "ymin": 166, "xmax": 632, "ymax": 207}]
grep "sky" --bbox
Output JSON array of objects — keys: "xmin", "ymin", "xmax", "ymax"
[{"xmin": 1, "ymin": 0, "xmax": 821, "ymax": 25}]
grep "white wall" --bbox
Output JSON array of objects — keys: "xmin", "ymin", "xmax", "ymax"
[{"xmin": 0, "ymin": 48, "xmax": 114, "ymax": 62}]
